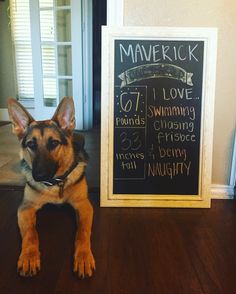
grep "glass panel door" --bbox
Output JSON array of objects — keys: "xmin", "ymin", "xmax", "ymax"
[
  {"xmin": 40, "ymin": 0, "xmax": 72, "ymax": 109},
  {"xmin": 31, "ymin": 0, "xmax": 84, "ymax": 129}
]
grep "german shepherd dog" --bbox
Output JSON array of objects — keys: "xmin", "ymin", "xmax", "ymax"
[{"xmin": 7, "ymin": 97, "xmax": 95, "ymax": 278}]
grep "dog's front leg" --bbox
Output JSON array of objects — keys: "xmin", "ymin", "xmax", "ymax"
[
  {"xmin": 17, "ymin": 203, "xmax": 40, "ymax": 277},
  {"xmin": 70, "ymin": 198, "xmax": 95, "ymax": 278}
]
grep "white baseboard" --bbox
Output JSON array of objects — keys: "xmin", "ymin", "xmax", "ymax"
[
  {"xmin": 0, "ymin": 108, "xmax": 9, "ymax": 121},
  {"xmin": 211, "ymin": 184, "xmax": 235, "ymax": 199},
  {"xmin": 230, "ymin": 130, "xmax": 236, "ymax": 188}
]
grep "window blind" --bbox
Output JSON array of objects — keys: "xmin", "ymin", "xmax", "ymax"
[
  {"xmin": 10, "ymin": 0, "xmax": 57, "ymax": 106},
  {"xmin": 10, "ymin": 0, "xmax": 34, "ymax": 103}
]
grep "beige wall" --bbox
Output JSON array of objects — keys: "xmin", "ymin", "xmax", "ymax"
[
  {"xmin": 0, "ymin": 0, "xmax": 16, "ymax": 108},
  {"xmin": 124, "ymin": 0, "xmax": 236, "ymax": 186}
]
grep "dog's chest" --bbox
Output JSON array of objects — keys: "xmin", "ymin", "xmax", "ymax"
[
  {"xmin": 25, "ymin": 185, "xmax": 67, "ymax": 208},
  {"xmin": 41, "ymin": 186, "xmax": 67, "ymax": 204}
]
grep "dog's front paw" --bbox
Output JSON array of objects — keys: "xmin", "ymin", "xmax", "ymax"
[
  {"xmin": 74, "ymin": 248, "xmax": 95, "ymax": 278},
  {"xmin": 17, "ymin": 249, "xmax": 41, "ymax": 277}
]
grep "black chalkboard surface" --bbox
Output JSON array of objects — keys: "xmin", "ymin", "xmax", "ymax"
[
  {"xmin": 113, "ymin": 39, "xmax": 204, "ymax": 195},
  {"xmin": 101, "ymin": 27, "xmax": 217, "ymax": 207}
]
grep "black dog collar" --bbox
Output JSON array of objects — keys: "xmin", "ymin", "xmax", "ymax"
[
  {"xmin": 42, "ymin": 161, "xmax": 78, "ymax": 186},
  {"xmin": 42, "ymin": 161, "xmax": 78, "ymax": 198},
  {"xmin": 21, "ymin": 159, "xmax": 80, "ymax": 198}
]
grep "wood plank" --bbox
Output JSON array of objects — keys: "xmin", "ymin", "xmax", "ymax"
[{"xmin": 0, "ymin": 190, "xmax": 236, "ymax": 293}]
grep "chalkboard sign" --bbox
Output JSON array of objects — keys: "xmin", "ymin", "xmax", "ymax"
[{"xmin": 101, "ymin": 27, "xmax": 217, "ymax": 207}]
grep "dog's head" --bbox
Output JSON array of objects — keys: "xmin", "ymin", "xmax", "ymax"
[{"xmin": 8, "ymin": 97, "xmax": 77, "ymax": 182}]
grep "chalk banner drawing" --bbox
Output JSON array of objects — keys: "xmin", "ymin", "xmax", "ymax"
[{"xmin": 119, "ymin": 64, "xmax": 193, "ymax": 87}]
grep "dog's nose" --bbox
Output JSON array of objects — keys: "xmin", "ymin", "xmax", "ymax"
[
  {"xmin": 32, "ymin": 156, "xmax": 58, "ymax": 182},
  {"xmin": 32, "ymin": 171, "xmax": 51, "ymax": 182}
]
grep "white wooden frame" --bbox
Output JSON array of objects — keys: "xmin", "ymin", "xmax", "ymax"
[{"xmin": 100, "ymin": 26, "xmax": 217, "ymax": 208}]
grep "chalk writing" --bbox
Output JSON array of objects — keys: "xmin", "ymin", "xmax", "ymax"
[
  {"xmin": 119, "ymin": 43, "xmax": 199, "ymax": 63},
  {"xmin": 113, "ymin": 39, "xmax": 204, "ymax": 194},
  {"xmin": 148, "ymin": 161, "xmax": 191, "ymax": 179},
  {"xmin": 147, "ymin": 105, "xmax": 196, "ymax": 120},
  {"xmin": 114, "ymin": 86, "xmax": 147, "ymax": 180}
]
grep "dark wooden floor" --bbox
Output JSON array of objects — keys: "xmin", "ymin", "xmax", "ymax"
[{"xmin": 0, "ymin": 189, "xmax": 236, "ymax": 294}]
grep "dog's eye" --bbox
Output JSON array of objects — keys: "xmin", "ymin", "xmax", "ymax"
[
  {"xmin": 48, "ymin": 139, "xmax": 60, "ymax": 150},
  {"xmin": 26, "ymin": 140, "xmax": 37, "ymax": 151}
]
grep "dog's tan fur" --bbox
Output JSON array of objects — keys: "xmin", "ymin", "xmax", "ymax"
[{"xmin": 8, "ymin": 97, "xmax": 95, "ymax": 278}]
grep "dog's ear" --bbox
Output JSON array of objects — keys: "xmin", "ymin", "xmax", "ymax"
[
  {"xmin": 7, "ymin": 98, "xmax": 34, "ymax": 139},
  {"xmin": 52, "ymin": 97, "xmax": 75, "ymax": 132}
]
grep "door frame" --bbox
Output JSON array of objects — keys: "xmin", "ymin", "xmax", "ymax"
[{"xmin": 107, "ymin": 0, "xmax": 124, "ymax": 26}]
